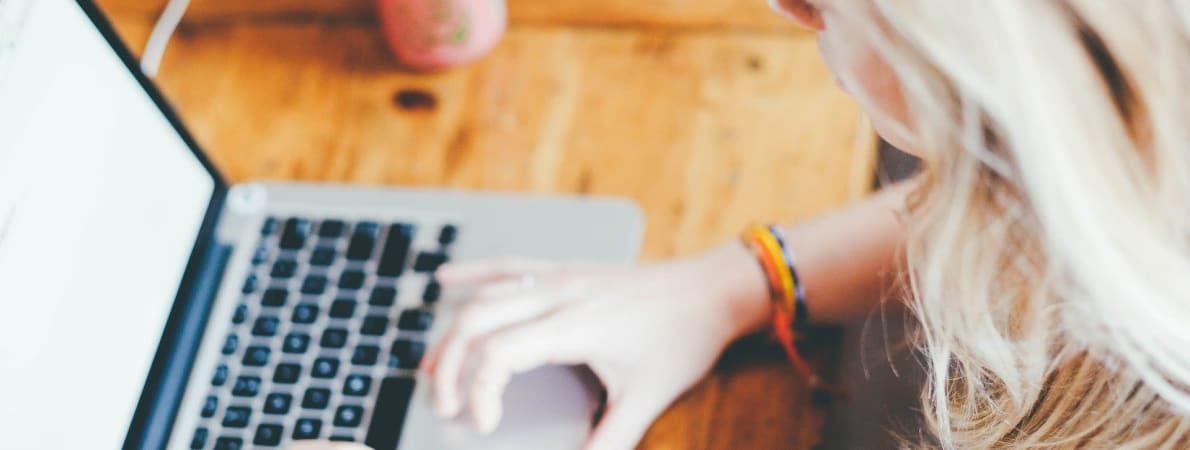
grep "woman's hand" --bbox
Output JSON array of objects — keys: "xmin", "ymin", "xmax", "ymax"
[{"xmin": 422, "ymin": 245, "xmax": 770, "ymax": 450}]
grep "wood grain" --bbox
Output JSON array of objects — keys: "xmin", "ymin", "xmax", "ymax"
[
  {"xmin": 97, "ymin": 0, "xmax": 795, "ymax": 31},
  {"xmin": 95, "ymin": 1, "xmax": 873, "ymax": 448}
]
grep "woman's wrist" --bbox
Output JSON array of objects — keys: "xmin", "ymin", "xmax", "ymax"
[
  {"xmin": 690, "ymin": 242, "xmax": 773, "ymax": 340},
  {"xmin": 686, "ymin": 183, "xmax": 911, "ymax": 344}
]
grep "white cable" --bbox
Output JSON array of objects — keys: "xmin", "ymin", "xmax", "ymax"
[{"xmin": 140, "ymin": 0, "xmax": 191, "ymax": 77}]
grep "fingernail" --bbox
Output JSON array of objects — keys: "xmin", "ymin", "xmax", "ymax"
[
  {"xmin": 432, "ymin": 394, "xmax": 449, "ymax": 417},
  {"xmin": 477, "ymin": 415, "xmax": 498, "ymax": 435},
  {"xmin": 435, "ymin": 399, "xmax": 456, "ymax": 418},
  {"xmin": 444, "ymin": 398, "xmax": 462, "ymax": 418},
  {"xmin": 478, "ymin": 404, "xmax": 502, "ymax": 435}
]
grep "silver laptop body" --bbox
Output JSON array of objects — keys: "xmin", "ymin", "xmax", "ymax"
[{"xmin": 168, "ymin": 184, "xmax": 640, "ymax": 450}]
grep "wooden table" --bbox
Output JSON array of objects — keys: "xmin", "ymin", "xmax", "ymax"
[{"xmin": 96, "ymin": 1, "xmax": 875, "ymax": 448}]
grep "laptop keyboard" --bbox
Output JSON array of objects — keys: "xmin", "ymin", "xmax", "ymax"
[{"xmin": 190, "ymin": 216, "xmax": 457, "ymax": 450}]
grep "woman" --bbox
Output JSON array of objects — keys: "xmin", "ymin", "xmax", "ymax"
[{"xmin": 305, "ymin": 0, "xmax": 1190, "ymax": 448}]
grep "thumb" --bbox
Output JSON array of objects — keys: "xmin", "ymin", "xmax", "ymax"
[{"xmin": 583, "ymin": 391, "xmax": 673, "ymax": 450}]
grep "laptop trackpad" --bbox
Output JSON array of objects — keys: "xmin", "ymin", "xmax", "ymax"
[{"xmin": 398, "ymin": 366, "xmax": 601, "ymax": 450}]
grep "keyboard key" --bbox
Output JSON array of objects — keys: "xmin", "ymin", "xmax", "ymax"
[
  {"xmin": 438, "ymin": 224, "xmax": 458, "ymax": 245},
  {"xmin": 312, "ymin": 357, "xmax": 340, "ymax": 378},
  {"xmin": 346, "ymin": 227, "xmax": 378, "ymax": 261},
  {"xmin": 361, "ymin": 315, "xmax": 388, "ymax": 336},
  {"xmin": 293, "ymin": 418, "xmax": 322, "ymax": 440},
  {"xmin": 356, "ymin": 221, "xmax": 380, "ymax": 234},
  {"xmin": 280, "ymin": 217, "xmax": 312, "ymax": 250},
  {"xmin": 338, "ymin": 270, "xmax": 366, "ymax": 290},
  {"xmin": 190, "ymin": 428, "xmax": 208, "ymax": 449},
  {"xmin": 232, "ymin": 376, "xmax": 261, "ymax": 397},
  {"xmin": 369, "ymin": 286, "xmax": 397, "ymax": 306},
  {"xmin": 377, "ymin": 223, "xmax": 414, "ymax": 277},
  {"xmin": 222, "ymin": 406, "xmax": 251, "ymax": 428},
  {"xmin": 330, "ymin": 435, "xmax": 355, "ymax": 442},
  {"xmin": 390, "ymin": 339, "xmax": 425, "ymax": 369},
  {"xmin": 254, "ymin": 423, "xmax": 284, "ymax": 447},
  {"xmin": 318, "ymin": 220, "xmax": 346, "ymax": 238},
  {"xmin": 212, "ymin": 364, "xmax": 229, "ymax": 386},
  {"xmin": 283, "ymin": 332, "xmax": 310, "ymax": 354},
  {"xmin": 242, "ymin": 274, "xmax": 258, "ymax": 294},
  {"xmin": 352, "ymin": 345, "xmax": 380, "ymax": 366},
  {"xmin": 321, "ymin": 328, "xmax": 348, "ymax": 349},
  {"xmin": 243, "ymin": 346, "xmax": 270, "ymax": 367},
  {"xmin": 232, "ymin": 303, "xmax": 248, "ymax": 324},
  {"xmin": 214, "ymin": 436, "xmax": 243, "ymax": 450},
  {"xmin": 271, "ymin": 259, "xmax": 298, "ymax": 279},
  {"xmin": 261, "ymin": 288, "xmax": 288, "ymax": 307},
  {"xmin": 329, "ymin": 299, "xmax": 357, "ymax": 319},
  {"xmin": 261, "ymin": 217, "xmax": 278, "ymax": 236},
  {"xmin": 292, "ymin": 303, "xmax": 319, "ymax": 324},
  {"xmin": 364, "ymin": 377, "xmax": 416, "ymax": 450},
  {"xmin": 397, "ymin": 310, "xmax": 433, "ymax": 331},
  {"xmin": 310, "ymin": 247, "xmax": 336, "ymax": 266},
  {"xmin": 302, "ymin": 387, "xmax": 331, "ymax": 409},
  {"xmin": 273, "ymin": 363, "xmax": 301, "ymax": 384},
  {"xmin": 263, "ymin": 393, "xmax": 292, "ymax": 415},
  {"xmin": 413, "ymin": 251, "xmax": 449, "ymax": 273},
  {"xmin": 251, "ymin": 245, "xmax": 269, "ymax": 266},
  {"xmin": 221, "ymin": 334, "xmax": 238, "ymax": 355},
  {"xmin": 201, "ymin": 395, "xmax": 218, "ymax": 418},
  {"xmin": 252, "ymin": 316, "xmax": 280, "ymax": 337},
  {"xmin": 343, "ymin": 375, "xmax": 372, "ymax": 396},
  {"xmin": 302, "ymin": 275, "xmax": 328, "ymax": 295},
  {"xmin": 334, "ymin": 405, "xmax": 364, "ymax": 427},
  {"xmin": 422, "ymin": 280, "xmax": 442, "ymax": 303}
]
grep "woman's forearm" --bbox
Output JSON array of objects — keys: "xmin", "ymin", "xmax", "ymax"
[
  {"xmin": 782, "ymin": 181, "xmax": 911, "ymax": 324},
  {"xmin": 709, "ymin": 181, "xmax": 914, "ymax": 338}
]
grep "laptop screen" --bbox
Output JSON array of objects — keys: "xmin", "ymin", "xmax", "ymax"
[{"xmin": 0, "ymin": 1, "xmax": 216, "ymax": 448}]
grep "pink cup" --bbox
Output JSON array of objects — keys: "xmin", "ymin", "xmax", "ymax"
[{"xmin": 376, "ymin": 0, "xmax": 508, "ymax": 71}]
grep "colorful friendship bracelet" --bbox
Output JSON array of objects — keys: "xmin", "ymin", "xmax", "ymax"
[
  {"xmin": 752, "ymin": 227, "xmax": 796, "ymax": 313},
  {"xmin": 740, "ymin": 225, "xmax": 820, "ymax": 389},
  {"xmin": 766, "ymin": 225, "xmax": 809, "ymax": 329},
  {"xmin": 741, "ymin": 225, "xmax": 808, "ymax": 327}
]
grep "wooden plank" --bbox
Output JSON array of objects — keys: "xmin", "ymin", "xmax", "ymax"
[
  {"xmin": 642, "ymin": 333, "xmax": 841, "ymax": 450},
  {"xmin": 95, "ymin": 2, "xmax": 872, "ymax": 448},
  {"xmin": 102, "ymin": 21, "xmax": 865, "ymax": 259},
  {"xmin": 97, "ymin": 0, "xmax": 794, "ymax": 31}
]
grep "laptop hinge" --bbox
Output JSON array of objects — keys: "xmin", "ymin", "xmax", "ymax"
[{"xmin": 124, "ymin": 239, "xmax": 232, "ymax": 450}]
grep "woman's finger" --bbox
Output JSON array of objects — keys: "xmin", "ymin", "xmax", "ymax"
[
  {"xmin": 436, "ymin": 258, "xmax": 555, "ymax": 286},
  {"xmin": 467, "ymin": 314, "xmax": 583, "ymax": 434},
  {"xmin": 428, "ymin": 281, "xmax": 568, "ymax": 417},
  {"xmin": 424, "ymin": 261, "xmax": 549, "ymax": 373}
]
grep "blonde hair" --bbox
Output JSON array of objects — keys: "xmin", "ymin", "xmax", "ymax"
[{"xmin": 832, "ymin": 0, "xmax": 1190, "ymax": 447}]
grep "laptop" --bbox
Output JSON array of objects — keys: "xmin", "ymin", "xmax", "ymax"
[{"xmin": 0, "ymin": 1, "xmax": 642, "ymax": 449}]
